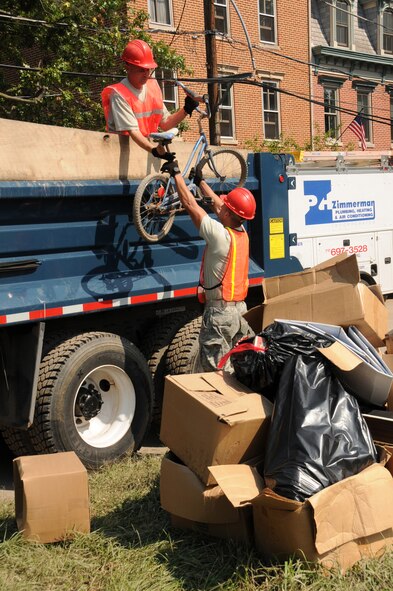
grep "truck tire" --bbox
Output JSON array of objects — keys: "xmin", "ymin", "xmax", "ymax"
[
  {"xmin": 0, "ymin": 427, "xmax": 37, "ymax": 457},
  {"xmin": 140, "ymin": 310, "xmax": 201, "ymax": 423},
  {"xmin": 27, "ymin": 332, "xmax": 153, "ymax": 469},
  {"xmin": 165, "ymin": 316, "xmax": 202, "ymax": 375}
]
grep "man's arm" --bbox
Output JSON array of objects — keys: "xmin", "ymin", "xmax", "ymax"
[
  {"xmin": 160, "ymin": 95, "xmax": 199, "ymax": 131},
  {"xmin": 173, "ymin": 172, "xmax": 207, "ymax": 230},
  {"xmin": 129, "ymin": 129, "xmax": 157, "ymax": 153},
  {"xmin": 159, "ymin": 107, "xmax": 188, "ymax": 131},
  {"xmin": 198, "ymin": 180, "xmax": 224, "ymax": 217}
]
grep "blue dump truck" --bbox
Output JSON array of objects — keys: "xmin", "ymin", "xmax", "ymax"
[
  {"xmin": 0, "ymin": 118, "xmax": 302, "ymax": 468},
  {"xmin": 7, "ymin": 118, "xmax": 392, "ymax": 468}
]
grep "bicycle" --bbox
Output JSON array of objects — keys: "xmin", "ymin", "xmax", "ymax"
[{"xmin": 133, "ymin": 81, "xmax": 248, "ymax": 243}]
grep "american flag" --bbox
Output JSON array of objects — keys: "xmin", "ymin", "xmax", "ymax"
[{"xmin": 348, "ymin": 113, "xmax": 367, "ymax": 151}]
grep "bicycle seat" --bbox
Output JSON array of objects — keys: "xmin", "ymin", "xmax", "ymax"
[{"xmin": 149, "ymin": 128, "xmax": 179, "ymax": 143}]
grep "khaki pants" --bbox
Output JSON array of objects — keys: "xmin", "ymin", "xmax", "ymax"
[{"xmin": 198, "ymin": 300, "xmax": 254, "ymax": 372}]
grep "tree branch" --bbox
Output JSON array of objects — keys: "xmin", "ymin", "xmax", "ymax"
[{"xmin": 0, "ymin": 90, "xmax": 44, "ymax": 103}]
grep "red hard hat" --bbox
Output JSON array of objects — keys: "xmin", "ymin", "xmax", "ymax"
[
  {"xmin": 121, "ymin": 40, "xmax": 158, "ymax": 69},
  {"xmin": 223, "ymin": 188, "xmax": 256, "ymax": 220}
]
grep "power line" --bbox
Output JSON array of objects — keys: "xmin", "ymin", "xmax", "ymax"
[
  {"xmin": 322, "ymin": 0, "xmax": 393, "ymax": 33},
  {"xmin": 2, "ymin": 10, "xmax": 393, "ymax": 90}
]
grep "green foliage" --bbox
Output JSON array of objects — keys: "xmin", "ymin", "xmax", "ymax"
[
  {"xmin": 0, "ymin": 1, "xmax": 188, "ymax": 129},
  {"xmin": 244, "ymin": 133, "xmax": 301, "ymax": 154},
  {"xmin": 245, "ymin": 124, "xmax": 357, "ymax": 154}
]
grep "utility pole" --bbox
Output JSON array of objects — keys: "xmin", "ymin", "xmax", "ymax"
[{"xmin": 203, "ymin": 0, "xmax": 220, "ymax": 145}]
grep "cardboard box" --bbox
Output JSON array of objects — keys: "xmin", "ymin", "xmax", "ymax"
[
  {"xmin": 385, "ymin": 332, "xmax": 393, "ymax": 354},
  {"xmin": 260, "ymin": 255, "xmax": 388, "ymax": 347},
  {"xmin": 160, "ymin": 372, "xmax": 273, "ymax": 485},
  {"xmin": 14, "ymin": 452, "xmax": 90, "ymax": 542},
  {"xmin": 209, "ymin": 462, "xmax": 393, "ymax": 571},
  {"xmin": 318, "ymin": 341, "xmax": 393, "ymax": 407},
  {"xmin": 363, "ymin": 410, "xmax": 393, "ymax": 445},
  {"xmin": 160, "ymin": 454, "xmax": 253, "ymax": 544}
]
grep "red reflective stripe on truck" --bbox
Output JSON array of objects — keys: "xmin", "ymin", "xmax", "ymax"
[
  {"xmin": 131, "ymin": 293, "xmax": 158, "ymax": 304},
  {"xmin": 1, "ymin": 276, "xmax": 264, "ymax": 326},
  {"xmin": 173, "ymin": 287, "xmax": 197, "ymax": 297},
  {"xmin": 83, "ymin": 301, "xmax": 114, "ymax": 312}
]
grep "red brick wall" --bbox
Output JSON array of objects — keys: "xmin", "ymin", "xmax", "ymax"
[
  {"xmin": 128, "ymin": 0, "xmax": 311, "ymax": 148},
  {"xmin": 312, "ymin": 76, "xmax": 392, "ymax": 151}
]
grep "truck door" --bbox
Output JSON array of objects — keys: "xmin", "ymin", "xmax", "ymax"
[
  {"xmin": 376, "ymin": 231, "xmax": 393, "ymax": 293},
  {"xmin": 315, "ymin": 232, "xmax": 376, "ymax": 278}
]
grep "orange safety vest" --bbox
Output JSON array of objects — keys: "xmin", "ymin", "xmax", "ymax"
[
  {"xmin": 101, "ymin": 78, "xmax": 164, "ymax": 137},
  {"xmin": 198, "ymin": 227, "xmax": 249, "ymax": 303}
]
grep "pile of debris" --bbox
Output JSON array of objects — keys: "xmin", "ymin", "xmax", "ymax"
[{"xmin": 159, "ymin": 254, "xmax": 393, "ymax": 571}]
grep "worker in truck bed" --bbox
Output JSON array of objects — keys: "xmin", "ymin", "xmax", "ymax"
[
  {"xmin": 161, "ymin": 158, "xmax": 256, "ymax": 371},
  {"xmin": 101, "ymin": 39, "xmax": 198, "ymax": 162}
]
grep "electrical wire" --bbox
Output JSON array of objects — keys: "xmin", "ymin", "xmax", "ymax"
[
  {"xmin": 1, "ymin": 9, "xmax": 393, "ymax": 126},
  {"xmin": 2, "ymin": 10, "xmax": 393, "ymax": 90},
  {"xmin": 321, "ymin": 0, "xmax": 393, "ymax": 33},
  {"xmin": 168, "ymin": 0, "xmax": 188, "ymax": 46}
]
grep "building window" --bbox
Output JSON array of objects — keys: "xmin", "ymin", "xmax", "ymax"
[
  {"xmin": 218, "ymin": 83, "xmax": 234, "ymax": 138},
  {"xmin": 262, "ymin": 82, "xmax": 280, "ymax": 139},
  {"xmin": 148, "ymin": 0, "xmax": 172, "ymax": 25},
  {"xmin": 383, "ymin": 9, "xmax": 393, "ymax": 54},
  {"xmin": 336, "ymin": 1, "xmax": 349, "ymax": 47},
  {"xmin": 259, "ymin": 0, "xmax": 276, "ymax": 44},
  {"xmin": 357, "ymin": 91, "xmax": 372, "ymax": 142},
  {"xmin": 156, "ymin": 69, "xmax": 177, "ymax": 111},
  {"xmin": 215, "ymin": 0, "xmax": 229, "ymax": 35},
  {"xmin": 324, "ymin": 86, "xmax": 340, "ymax": 138}
]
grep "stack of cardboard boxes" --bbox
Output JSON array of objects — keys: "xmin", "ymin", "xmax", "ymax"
[{"xmin": 160, "ymin": 254, "xmax": 393, "ymax": 571}]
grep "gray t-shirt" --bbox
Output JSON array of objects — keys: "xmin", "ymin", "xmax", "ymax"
[
  {"xmin": 199, "ymin": 216, "xmax": 231, "ymax": 301},
  {"xmin": 107, "ymin": 77, "xmax": 170, "ymax": 132}
]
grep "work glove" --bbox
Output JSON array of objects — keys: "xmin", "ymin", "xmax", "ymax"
[
  {"xmin": 152, "ymin": 147, "xmax": 176, "ymax": 162},
  {"xmin": 184, "ymin": 95, "xmax": 199, "ymax": 116},
  {"xmin": 189, "ymin": 163, "xmax": 204, "ymax": 187},
  {"xmin": 161, "ymin": 159, "xmax": 181, "ymax": 177}
]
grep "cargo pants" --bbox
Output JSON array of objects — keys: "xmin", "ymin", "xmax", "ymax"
[{"xmin": 198, "ymin": 300, "xmax": 254, "ymax": 372}]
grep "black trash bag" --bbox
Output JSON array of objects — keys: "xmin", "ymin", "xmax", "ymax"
[
  {"xmin": 263, "ymin": 353, "xmax": 378, "ymax": 502},
  {"xmin": 218, "ymin": 321, "xmax": 334, "ymax": 400}
]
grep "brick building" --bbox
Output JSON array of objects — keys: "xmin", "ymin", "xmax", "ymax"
[
  {"xmin": 311, "ymin": 0, "xmax": 393, "ymax": 151},
  {"xmin": 129, "ymin": 0, "xmax": 311, "ymax": 148}
]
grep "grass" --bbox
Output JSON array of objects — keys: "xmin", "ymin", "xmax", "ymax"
[{"xmin": 0, "ymin": 453, "xmax": 393, "ymax": 591}]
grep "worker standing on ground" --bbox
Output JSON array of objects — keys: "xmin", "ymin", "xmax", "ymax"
[
  {"xmin": 101, "ymin": 39, "xmax": 198, "ymax": 161},
  {"xmin": 161, "ymin": 159, "xmax": 256, "ymax": 371}
]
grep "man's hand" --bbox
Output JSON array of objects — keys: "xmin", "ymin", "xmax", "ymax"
[
  {"xmin": 184, "ymin": 95, "xmax": 199, "ymax": 116},
  {"xmin": 189, "ymin": 163, "xmax": 204, "ymax": 187},
  {"xmin": 161, "ymin": 159, "xmax": 181, "ymax": 177},
  {"xmin": 152, "ymin": 147, "xmax": 176, "ymax": 162}
]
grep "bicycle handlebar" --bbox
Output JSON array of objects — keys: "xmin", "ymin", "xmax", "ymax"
[{"xmin": 174, "ymin": 81, "xmax": 210, "ymax": 118}]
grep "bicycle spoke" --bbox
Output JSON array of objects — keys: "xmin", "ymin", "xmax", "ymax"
[{"xmin": 202, "ymin": 149, "xmax": 247, "ymax": 195}]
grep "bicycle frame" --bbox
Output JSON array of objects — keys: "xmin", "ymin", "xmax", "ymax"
[{"xmin": 158, "ymin": 124, "xmax": 209, "ymax": 212}]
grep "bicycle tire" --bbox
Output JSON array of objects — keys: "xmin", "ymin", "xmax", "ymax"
[
  {"xmin": 133, "ymin": 173, "xmax": 176, "ymax": 243},
  {"xmin": 199, "ymin": 148, "xmax": 248, "ymax": 194}
]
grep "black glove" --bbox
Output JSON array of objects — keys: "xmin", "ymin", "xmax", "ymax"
[
  {"xmin": 152, "ymin": 147, "xmax": 176, "ymax": 162},
  {"xmin": 189, "ymin": 163, "xmax": 204, "ymax": 187},
  {"xmin": 161, "ymin": 159, "xmax": 181, "ymax": 177},
  {"xmin": 184, "ymin": 95, "xmax": 199, "ymax": 116}
]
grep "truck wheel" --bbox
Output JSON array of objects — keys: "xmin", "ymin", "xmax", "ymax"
[
  {"xmin": 0, "ymin": 427, "xmax": 37, "ymax": 457},
  {"xmin": 28, "ymin": 332, "xmax": 153, "ymax": 469},
  {"xmin": 165, "ymin": 316, "xmax": 202, "ymax": 375},
  {"xmin": 140, "ymin": 310, "xmax": 201, "ymax": 423}
]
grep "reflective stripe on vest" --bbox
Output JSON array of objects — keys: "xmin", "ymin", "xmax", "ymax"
[
  {"xmin": 101, "ymin": 78, "xmax": 163, "ymax": 137},
  {"xmin": 198, "ymin": 227, "xmax": 249, "ymax": 303}
]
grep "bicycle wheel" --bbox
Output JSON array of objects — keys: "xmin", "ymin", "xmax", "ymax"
[
  {"xmin": 199, "ymin": 148, "xmax": 248, "ymax": 194},
  {"xmin": 133, "ymin": 173, "xmax": 176, "ymax": 243}
]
